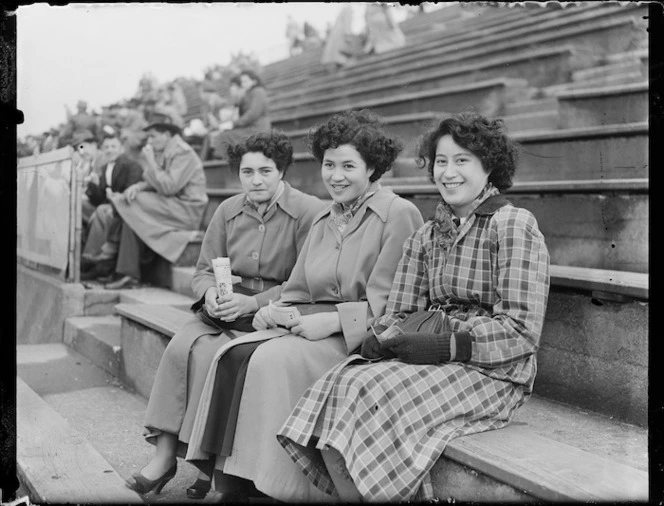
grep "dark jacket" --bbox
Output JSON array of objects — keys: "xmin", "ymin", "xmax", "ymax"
[{"xmin": 85, "ymin": 153, "xmax": 144, "ymax": 207}]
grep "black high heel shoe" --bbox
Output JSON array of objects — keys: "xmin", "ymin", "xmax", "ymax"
[
  {"xmin": 125, "ymin": 462, "xmax": 177, "ymax": 495},
  {"xmin": 186, "ymin": 478, "xmax": 211, "ymax": 499}
]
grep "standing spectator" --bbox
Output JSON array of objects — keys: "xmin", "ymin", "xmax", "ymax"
[
  {"xmin": 286, "ymin": 15, "xmax": 303, "ymax": 56},
  {"xmin": 302, "ymin": 21, "xmax": 323, "ymax": 49},
  {"xmin": 363, "ymin": 3, "xmax": 406, "ymax": 55},
  {"xmin": 41, "ymin": 129, "xmax": 59, "ymax": 153},
  {"xmin": 80, "ymin": 134, "xmax": 144, "ymax": 280},
  {"xmin": 321, "ymin": 4, "xmax": 354, "ymax": 70},
  {"xmin": 62, "ymin": 100, "xmax": 99, "ymax": 145},
  {"xmin": 90, "ymin": 113, "xmax": 208, "ymax": 289},
  {"xmin": 210, "ymin": 70, "xmax": 270, "ymax": 161}
]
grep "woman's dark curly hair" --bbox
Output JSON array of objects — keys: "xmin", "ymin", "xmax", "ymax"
[
  {"xmin": 227, "ymin": 129, "xmax": 294, "ymax": 175},
  {"xmin": 308, "ymin": 109, "xmax": 403, "ymax": 182},
  {"xmin": 416, "ymin": 111, "xmax": 520, "ymax": 191}
]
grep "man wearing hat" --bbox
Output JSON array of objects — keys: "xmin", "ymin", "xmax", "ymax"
[{"xmin": 90, "ymin": 112, "xmax": 208, "ymax": 289}]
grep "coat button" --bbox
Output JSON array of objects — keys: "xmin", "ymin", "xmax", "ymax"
[
  {"xmin": 258, "ymin": 224, "xmax": 265, "ymax": 233},
  {"xmin": 251, "ymin": 252, "xmax": 259, "ymax": 260}
]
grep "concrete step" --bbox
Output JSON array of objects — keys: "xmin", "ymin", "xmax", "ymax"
[
  {"xmin": 63, "ymin": 286, "xmax": 198, "ymax": 376},
  {"xmin": 555, "ymin": 81, "xmax": 648, "ymax": 128},
  {"xmin": 501, "ymin": 110, "xmax": 559, "ymax": 133},
  {"xmin": 16, "ymin": 343, "xmax": 228, "ymax": 504},
  {"xmin": 571, "ymin": 60, "xmax": 643, "ymax": 82},
  {"xmin": 170, "ymin": 265, "xmax": 196, "ymax": 299},
  {"xmin": 542, "ymin": 70, "xmax": 646, "ymax": 96},
  {"xmin": 64, "ymin": 315, "xmax": 123, "ymax": 377},
  {"xmin": 504, "ymin": 96, "xmax": 560, "ymax": 116},
  {"xmin": 16, "ymin": 376, "xmax": 143, "ymax": 504},
  {"xmin": 109, "ymin": 304, "xmax": 647, "ymax": 501}
]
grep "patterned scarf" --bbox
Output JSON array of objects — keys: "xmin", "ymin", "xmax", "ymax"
[
  {"xmin": 431, "ymin": 183, "xmax": 499, "ymax": 250},
  {"xmin": 245, "ymin": 181, "xmax": 285, "ymax": 217},
  {"xmin": 331, "ymin": 183, "xmax": 377, "ymax": 233}
]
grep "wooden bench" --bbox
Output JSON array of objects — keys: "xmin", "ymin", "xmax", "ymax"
[{"xmin": 16, "ymin": 378, "xmax": 142, "ymax": 503}]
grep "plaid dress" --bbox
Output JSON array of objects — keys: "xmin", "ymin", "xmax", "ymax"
[{"xmin": 277, "ymin": 185, "xmax": 550, "ymax": 501}]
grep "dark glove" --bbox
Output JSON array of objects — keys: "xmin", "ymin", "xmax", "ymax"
[
  {"xmin": 360, "ymin": 332, "xmax": 396, "ymax": 360},
  {"xmin": 382, "ymin": 331, "xmax": 472, "ymax": 365}
]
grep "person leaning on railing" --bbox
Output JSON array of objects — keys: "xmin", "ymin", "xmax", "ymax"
[
  {"xmin": 125, "ymin": 130, "xmax": 326, "ymax": 499},
  {"xmin": 277, "ymin": 111, "xmax": 551, "ymax": 502}
]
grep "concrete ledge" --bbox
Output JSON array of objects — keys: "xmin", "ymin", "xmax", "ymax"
[
  {"xmin": 116, "ymin": 304, "xmax": 192, "ymax": 398},
  {"xmin": 16, "ymin": 378, "xmax": 142, "ymax": 503},
  {"xmin": 437, "ymin": 424, "xmax": 647, "ymax": 502},
  {"xmin": 17, "ymin": 264, "xmax": 85, "ymax": 345},
  {"xmin": 64, "ymin": 315, "xmax": 123, "ymax": 378}
]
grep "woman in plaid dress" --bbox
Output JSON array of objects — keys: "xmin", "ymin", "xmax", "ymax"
[{"xmin": 277, "ymin": 112, "xmax": 551, "ymax": 502}]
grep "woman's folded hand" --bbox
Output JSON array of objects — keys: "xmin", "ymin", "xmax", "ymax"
[{"xmin": 286, "ymin": 313, "xmax": 341, "ymax": 341}]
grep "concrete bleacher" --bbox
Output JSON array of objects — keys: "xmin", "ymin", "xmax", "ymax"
[{"xmin": 16, "ymin": 3, "xmax": 650, "ymax": 503}]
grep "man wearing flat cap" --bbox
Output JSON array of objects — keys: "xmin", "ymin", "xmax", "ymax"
[{"xmin": 90, "ymin": 112, "xmax": 208, "ymax": 289}]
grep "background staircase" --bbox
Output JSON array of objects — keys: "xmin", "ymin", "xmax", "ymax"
[{"xmin": 15, "ymin": 2, "xmax": 650, "ymax": 503}]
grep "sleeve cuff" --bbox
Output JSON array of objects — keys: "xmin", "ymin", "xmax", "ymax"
[
  {"xmin": 452, "ymin": 331, "xmax": 473, "ymax": 362},
  {"xmin": 337, "ymin": 301, "xmax": 370, "ymax": 354},
  {"xmin": 254, "ymin": 285, "xmax": 284, "ymax": 308}
]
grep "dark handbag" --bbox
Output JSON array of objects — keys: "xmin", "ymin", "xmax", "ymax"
[
  {"xmin": 374, "ymin": 308, "xmax": 451, "ymax": 341},
  {"xmin": 193, "ymin": 284, "xmax": 261, "ymax": 333}
]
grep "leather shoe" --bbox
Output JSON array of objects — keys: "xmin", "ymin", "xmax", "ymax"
[
  {"xmin": 105, "ymin": 275, "xmax": 139, "ymax": 290},
  {"xmin": 186, "ymin": 478, "xmax": 211, "ymax": 500}
]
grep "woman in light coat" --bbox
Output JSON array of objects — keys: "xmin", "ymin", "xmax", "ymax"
[
  {"xmin": 278, "ymin": 112, "xmax": 551, "ymax": 502},
  {"xmin": 125, "ymin": 130, "xmax": 325, "ymax": 498},
  {"xmin": 184, "ymin": 109, "xmax": 424, "ymax": 502}
]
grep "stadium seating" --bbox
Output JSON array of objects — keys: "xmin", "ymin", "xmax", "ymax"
[{"xmin": 16, "ymin": 3, "xmax": 650, "ymax": 503}]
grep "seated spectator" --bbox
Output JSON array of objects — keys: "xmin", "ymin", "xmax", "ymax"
[
  {"xmin": 277, "ymin": 112, "xmax": 551, "ymax": 502},
  {"xmin": 41, "ymin": 128, "xmax": 59, "ymax": 153},
  {"xmin": 167, "ymin": 82, "xmax": 189, "ymax": 118},
  {"xmin": 183, "ymin": 110, "xmax": 424, "ymax": 502},
  {"xmin": 363, "ymin": 3, "xmax": 406, "ymax": 55},
  {"xmin": 156, "ymin": 87, "xmax": 185, "ymax": 130},
  {"xmin": 80, "ymin": 133, "xmax": 144, "ymax": 280},
  {"xmin": 286, "ymin": 15, "xmax": 304, "ymax": 56},
  {"xmin": 321, "ymin": 4, "xmax": 355, "ymax": 70},
  {"xmin": 126, "ymin": 130, "xmax": 326, "ymax": 499},
  {"xmin": 87, "ymin": 113, "xmax": 208, "ymax": 289},
  {"xmin": 71, "ymin": 129, "xmax": 107, "ymax": 228},
  {"xmin": 209, "ymin": 70, "xmax": 270, "ymax": 161}
]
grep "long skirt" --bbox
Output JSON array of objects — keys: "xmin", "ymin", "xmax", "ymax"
[
  {"xmin": 143, "ymin": 315, "xmax": 237, "ymax": 456},
  {"xmin": 186, "ymin": 333, "xmax": 348, "ymax": 503},
  {"xmin": 277, "ymin": 357, "xmax": 529, "ymax": 502}
]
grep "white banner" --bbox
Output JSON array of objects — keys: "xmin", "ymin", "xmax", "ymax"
[{"xmin": 17, "ymin": 147, "xmax": 76, "ymax": 276}]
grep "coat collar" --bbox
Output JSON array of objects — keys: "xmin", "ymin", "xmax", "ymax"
[
  {"xmin": 314, "ymin": 182, "xmax": 396, "ymax": 226},
  {"xmin": 225, "ymin": 181, "xmax": 301, "ymax": 221}
]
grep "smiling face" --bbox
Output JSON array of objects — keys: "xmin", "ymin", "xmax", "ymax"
[
  {"xmin": 433, "ymin": 135, "xmax": 489, "ymax": 218},
  {"xmin": 102, "ymin": 137, "xmax": 124, "ymax": 163},
  {"xmin": 238, "ymin": 151, "xmax": 284, "ymax": 204},
  {"xmin": 321, "ymin": 144, "xmax": 375, "ymax": 205}
]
